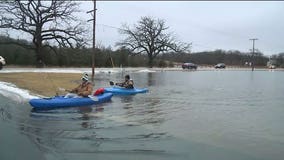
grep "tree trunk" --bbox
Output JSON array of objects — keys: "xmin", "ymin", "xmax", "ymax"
[
  {"xmin": 35, "ymin": 23, "xmax": 45, "ymax": 68},
  {"xmin": 148, "ymin": 57, "xmax": 153, "ymax": 68},
  {"xmin": 35, "ymin": 44, "xmax": 44, "ymax": 68}
]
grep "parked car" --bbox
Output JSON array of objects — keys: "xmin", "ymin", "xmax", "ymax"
[
  {"xmin": 182, "ymin": 62, "xmax": 198, "ymax": 70},
  {"xmin": 215, "ymin": 63, "xmax": 226, "ymax": 69},
  {"xmin": 268, "ymin": 65, "xmax": 276, "ymax": 69},
  {"xmin": 0, "ymin": 56, "xmax": 6, "ymax": 70}
]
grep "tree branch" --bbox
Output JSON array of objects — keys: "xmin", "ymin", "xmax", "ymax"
[{"xmin": 117, "ymin": 16, "xmax": 191, "ymax": 67}]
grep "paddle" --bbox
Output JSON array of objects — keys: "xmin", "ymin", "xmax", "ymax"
[
  {"xmin": 109, "ymin": 81, "xmax": 123, "ymax": 88},
  {"xmin": 58, "ymin": 87, "xmax": 71, "ymax": 92},
  {"xmin": 109, "ymin": 81, "xmax": 135, "ymax": 89}
]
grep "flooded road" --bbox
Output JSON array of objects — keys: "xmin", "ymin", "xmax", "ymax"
[{"xmin": 1, "ymin": 69, "xmax": 284, "ymax": 160}]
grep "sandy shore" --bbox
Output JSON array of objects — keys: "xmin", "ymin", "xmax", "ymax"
[{"xmin": 0, "ymin": 72, "xmax": 82, "ymax": 97}]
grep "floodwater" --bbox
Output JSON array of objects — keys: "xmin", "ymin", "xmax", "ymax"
[{"xmin": 1, "ymin": 69, "xmax": 284, "ymax": 160}]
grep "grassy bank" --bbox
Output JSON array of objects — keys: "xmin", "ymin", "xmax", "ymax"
[{"xmin": 0, "ymin": 72, "xmax": 82, "ymax": 97}]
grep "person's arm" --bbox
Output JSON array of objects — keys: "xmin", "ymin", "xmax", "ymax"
[
  {"xmin": 78, "ymin": 83, "xmax": 93, "ymax": 97},
  {"xmin": 115, "ymin": 82, "xmax": 124, "ymax": 87},
  {"xmin": 70, "ymin": 85, "xmax": 80, "ymax": 93}
]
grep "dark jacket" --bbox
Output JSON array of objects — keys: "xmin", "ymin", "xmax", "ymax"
[{"xmin": 116, "ymin": 79, "xmax": 134, "ymax": 89}]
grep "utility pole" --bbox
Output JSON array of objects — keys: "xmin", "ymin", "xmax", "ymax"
[
  {"xmin": 249, "ymin": 38, "xmax": 258, "ymax": 71},
  {"xmin": 87, "ymin": 0, "xmax": 97, "ymax": 82}
]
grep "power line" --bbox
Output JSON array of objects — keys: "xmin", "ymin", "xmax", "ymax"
[
  {"xmin": 96, "ymin": 23, "xmax": 124, "ymax": 31},
  {"xmin": 95, "ymin": 23, "xmax": 219, "ymax": 52},
  {"xmin": 95, "ymin": 23, "xmax": 253, "ymax": 54}
]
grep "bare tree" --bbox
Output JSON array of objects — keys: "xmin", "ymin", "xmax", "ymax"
[
  {"xmin": 117, "ymin": 16, "xmax": 191, "ymax": 67},
  {"xmin": 0, "ymin": 0, "xmax": 87, "ymax": 67}
]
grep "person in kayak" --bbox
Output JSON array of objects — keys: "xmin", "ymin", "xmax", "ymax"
[
  {"xmin": 115, "ymin": 75, "xmax": 134, "ymax": 89},
  {"xmin": 65, "ymin": 73, "xmax": 93, "ymax": 98}
]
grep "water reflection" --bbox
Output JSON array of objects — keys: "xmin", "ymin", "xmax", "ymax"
[
  {"xmin": 78, "ymin": 106, "xmax": 93, "ymax": 114},
  {"xmin": 78, "ymin": 107, "xmax": 92, "ymax": 129},
  {"xmin": 118, "ymin": 95, "xmax": 166, "ymax": 126},
  {"xmin": 147, "ymin": 72, "xmax": 155, "ymax": 86},
  {"xmin": 0, "ymin": 107, "xmax": 12, "ymax": 121},
  {"xmin": 120, "ymin": 95, "xmax": 134, "ymax": 103},
  {"xmin": 250, "ymin": 71, "xmax": 255, "ymax": 81},
  {"xmin": 78, "ymin": 106, "xmax": 104, "ymax": 129},
  {"xmin": 24, "ymin": 105, "xmax": 109, "ymax": 156}
]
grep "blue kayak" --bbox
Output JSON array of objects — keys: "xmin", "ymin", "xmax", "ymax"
[
  {"xmin": 29, "ymin": 93, "xmax": 113, "ymax": 109},
  {"xmin": 104, "ymin": 87, "xmax": 148, "ymax": 95}
]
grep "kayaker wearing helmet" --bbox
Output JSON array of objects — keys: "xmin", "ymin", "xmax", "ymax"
[
  {"xmin": 115, "ymin": 75, "xmax": 134, "ymax": 89},
  {"xmin": 65, "ymin": 73, "xmax": 93, "ymax": 98}
]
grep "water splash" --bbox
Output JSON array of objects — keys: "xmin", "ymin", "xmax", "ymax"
[{"xmin": 0, "ymin": 82, "xmax": 39, "ymax": 102}]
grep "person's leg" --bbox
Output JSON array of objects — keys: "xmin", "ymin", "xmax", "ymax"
[{"xmin": 64, "ymin": 93, "xmax": 78, "ymax": 98}]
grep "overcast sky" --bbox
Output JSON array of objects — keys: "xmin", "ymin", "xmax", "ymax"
[
  {"xmin": 2, "ymin": 1, "xmax": 283, "ymax": 56},
  {"xmin": 78, "ymin": 1, "xmax": 284, "ymax": 56}
]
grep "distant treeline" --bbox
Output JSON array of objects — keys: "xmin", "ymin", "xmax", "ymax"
[
  {"xmin": 1, "ymin": 35, "xmax": 283, "ymax": 67},
  {"xmin": 0, "ymin": 35, "xmax": 149, "ymax": 67},
  {"xmin": 270, "ymin": 53, "xmax": 284, "ymax": 68}
]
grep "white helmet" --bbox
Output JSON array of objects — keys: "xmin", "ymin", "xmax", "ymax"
[{"xmin": 81, "ymin": 73, "xmax": 89, "ymax": 81}]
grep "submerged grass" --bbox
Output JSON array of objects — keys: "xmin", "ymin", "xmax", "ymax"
[{"xmin": 0, "ymin": 72, "xmax": 83, "ymax": 97}]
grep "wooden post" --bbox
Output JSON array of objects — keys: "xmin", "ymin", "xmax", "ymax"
[
  {"xmin": 249, "ymin": 38, "xmax": 258, "ymax": 71},
  {"xmin": 91, "ymin": 0, "xmax": 97, "ymax": 82},
  {"xmin": 87, "ymin": 1, "xmax": 97, "ymax": 82}
]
